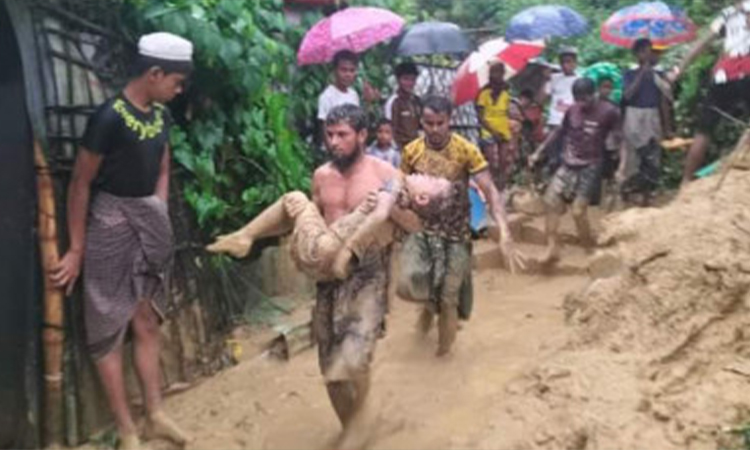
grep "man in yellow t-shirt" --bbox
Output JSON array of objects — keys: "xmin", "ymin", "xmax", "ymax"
[
  {"xmin": 398, "ymin": 95, "xmax": 525, "ymax": 357},
  {"xmin": 475, "ymin": 63, "xmax": 519, "ymax": 190}
]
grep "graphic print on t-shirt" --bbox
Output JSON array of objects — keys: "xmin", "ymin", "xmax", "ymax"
[
  {"xmin": 82, "ymin": 95, "xmax": 171, "ymax": 197},
  {"xmin": 711, "ymin": 1, "xmax": 750, "ymax": 83}
]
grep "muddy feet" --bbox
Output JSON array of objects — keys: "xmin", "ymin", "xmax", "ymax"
[
  {"xmin": 416, "ymin": 308, "xmax": 434, "ymax": 337},
  {"xmin": 206, "ymin": 232, "xmax": 254, "ymax": 259},
  {"xmin": 539, "ymin": 245, "xmax": 561, "ymax": 267},
  {"xmin": 331, "ymin": 247, "xmax": 355, "ymax": 280},
  {"xmin": 144, "ymin": 410, "xmax": 191, "ymax": 446},
  {"xmin": 119, "ymin": 433, "xmax": 147, "ymax": 450}
]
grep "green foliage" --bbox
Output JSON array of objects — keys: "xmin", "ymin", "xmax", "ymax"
[
  {"xmin": 365, "ymin": 0, "xmax": 741, "ymax": 188},
  {"xmin": 123, "ymin": 0, "xmax": 742, "ymax": 228},
  {"xmin": 124, "ymin": 0, "xmax": 312, "ymax": 237}
]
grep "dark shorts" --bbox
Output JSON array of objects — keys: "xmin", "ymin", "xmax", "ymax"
[
  {"xmin": 697, "ymin": 78, "xmax": 750, "ymax": 133},
  {"xmin": 544, "ymin": 163, "xmax": 602, "ymax": 210},
  {"xmin": 396, "ymin": 232, "xmax": 473, "ymax": 320}
]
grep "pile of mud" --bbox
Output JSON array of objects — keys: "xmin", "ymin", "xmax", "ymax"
[{"xmin": 484, "ymin": 171, "xmax": 750, "ymax": 450}]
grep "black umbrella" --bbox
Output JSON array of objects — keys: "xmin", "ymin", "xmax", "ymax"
[{"xmin": 394, "ymin": 21, "xmax": 474, "ymax": 57}]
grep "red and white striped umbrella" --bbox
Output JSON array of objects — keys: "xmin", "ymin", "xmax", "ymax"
[{"xmin": 452, "ymin": 38, "xmax": 544, "ymax": 105}]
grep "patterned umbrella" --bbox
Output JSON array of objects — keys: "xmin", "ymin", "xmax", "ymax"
[
  {"xmin": 583, "ymin": 62, "xmax": 623, "ymax": 104},
  {"xmin": 505, "ymin": 5, "xmax": 588, "ymax": 41},
  {"xmin": 452, "ymin": 39, "xmax": 545, "ymax": 106},
  {"xmin": 297, "ymin": 7, "xmax": 405, "ymax": 66},
  {"xmin": 601, "ymin": 2, "xmax": 696, "ymax": 48}
]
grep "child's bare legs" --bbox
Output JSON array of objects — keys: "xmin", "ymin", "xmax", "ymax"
[
  {"xmin": 206, "ymin": 191, "xmax": 308, "ymax": 258},
  {"xmin": 331, "ymin": 191, "xmax": 394, "ymax": 279}
]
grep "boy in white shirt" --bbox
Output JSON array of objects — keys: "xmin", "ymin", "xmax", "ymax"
[
  {"xmin": 542, "ymin": 46, "xmax": 579, "ymax": 130},
  {"xmin": 318, "ymin": 50, "xmax": 360, "ymax": 136},
  {"xmin": 535, "ymin": 47, "xmax": 579, "ymax": 178}
]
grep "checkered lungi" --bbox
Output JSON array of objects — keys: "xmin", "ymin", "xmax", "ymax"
[{"xmin": 83, "ymin": 192, "xmax": 173, "ymax": 359}]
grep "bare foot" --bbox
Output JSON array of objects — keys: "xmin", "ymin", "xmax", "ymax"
[
  {"xmin": 206, "ymin": 232, "xmax": 254, "ymax": 258},
  {"xmin": 145, "ymin": 410, "xmax": 190, "ymax": 446},
  {"xmin": 539, "ymin": 246, "xmax": 561, "ymax": 267},
  {"xmin": 331, "ymin": 247, "xmax": 355, "ymax": 279},
  {"xmin": 416, "ymin": 308, "xmax": 433, "ymax": 337},
  {"xmin": 119, "ymin": 433, "xmax": 146, "ymax": 450}
]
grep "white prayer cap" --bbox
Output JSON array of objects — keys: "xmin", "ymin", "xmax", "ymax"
[{"xmin": 138, "ymin": 32, "xmax": 193, "ymax": 62}]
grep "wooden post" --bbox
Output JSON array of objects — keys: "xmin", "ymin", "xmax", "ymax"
[
  {"xmin": 34, "ymin": 141, "xmax": 65, "ymax": 448},
  {"xmin": 715, "ymin": 126, "xmax": 750, "ymax": 193}
]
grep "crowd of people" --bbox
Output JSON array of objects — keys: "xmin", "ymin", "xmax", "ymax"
[{"xmin": 46, "ymin": 1, "xmax": 749, "ymax": 449}]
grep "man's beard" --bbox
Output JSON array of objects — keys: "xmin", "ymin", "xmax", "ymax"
[{"xmin": 331, "ymin": 145, "xmax": 363, "ymax": 172}]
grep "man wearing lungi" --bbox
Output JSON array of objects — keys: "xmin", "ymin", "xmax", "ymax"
[
  {"xmin": 398, "ymin": 95, "xmax": 524, "ymax": 357},
  {"xmin": 51, "ymin": 33, "xmax": 192, "ymax": 449},
  {"xmin": 310, "ymin": 104, "xmax": 422, "ymax": 445}
]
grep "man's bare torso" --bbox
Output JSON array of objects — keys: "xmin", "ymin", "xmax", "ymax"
[{"xmin": 313, "ymin": 155, "xmax": 398, "ymax": 225}]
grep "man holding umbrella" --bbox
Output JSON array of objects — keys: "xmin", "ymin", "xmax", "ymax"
[
  {"xmin": 668, "ymin": 0, "xmax": 750, "ymax": 184},
  {"xmin": 618, "ymin": 38, "xmax": 672, "ymax": 205}
]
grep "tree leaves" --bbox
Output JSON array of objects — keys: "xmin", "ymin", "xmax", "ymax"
[{"xmin": 127, "ymin": 0, "xmax": 312, "ymax": 236}]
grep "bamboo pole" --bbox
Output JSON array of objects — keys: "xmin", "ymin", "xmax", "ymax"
[
  {"xmin": 34, "ymin": 141, "xmax": 65, "ymax": 448},
  {"xmin": 715, "ymin": 126, "xmax": 750, "ymax": 193}
]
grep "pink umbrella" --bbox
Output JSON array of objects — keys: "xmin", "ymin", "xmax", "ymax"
[
  {"xmin": 297, "ymin": 7, "xmax": 406, "ymax": 66},
  {"xmin": 452, "ymin": 38, "xmax": 544, "ymax": 106}
]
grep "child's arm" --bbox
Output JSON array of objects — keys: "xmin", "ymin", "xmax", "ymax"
[{"xmin": 331, "ymin": 190, "xmax": 398, "ymax": 279}]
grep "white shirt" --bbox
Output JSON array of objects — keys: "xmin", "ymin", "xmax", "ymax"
[
  {"xmin": 710, "ymin": 0, "xmax": 750, "ymax": 84},
  {"xmin": 383, "ymin": 94, "xmax": 397, "ymax": 120},
  {"xmin": 545, "ymin": 73, "xmax": 578, "ymax": 126},
  {"xmin": 317, "ymin": 85, "xmax": 360, "ymax": 121}
]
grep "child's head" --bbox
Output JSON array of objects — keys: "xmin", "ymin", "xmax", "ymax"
[
  {"xmin": 558, "ymin": 47, "xmax": 578, "ymax": 75},
  {"xmin": 131, "ymin": 33, "xmax": 193, "ymax": 103},
  {"xmin": 375, "ymin": 119, "xmax": 393, "ymax": 147},
  {"xmin": 404, "ymin": 174, "xmax": 453, "ymax": 217},
  {"xmin": 489, "ymin": 63, "xmax": 506, "ymax": 89},
  {"xmin": 632, "ymin": 38, "xmax": 653, "ymax": 66},
  {"xmin": 573, "ymin": 77, "xmax": 596, "ymax": 109},
  {"xmin": 598, "ymin": 77, "xmax": 614, "ymax": 101},
  {"xmin": 332, "ymin": 50, "xmax": 359, "ymax": 89},
  {"xmin": 395, "ymin": 62, "xmax": 419, "ymax": 95},
  {"xmin": 518, "ymin": 89, "xmax": 535, "ymax": 107}
]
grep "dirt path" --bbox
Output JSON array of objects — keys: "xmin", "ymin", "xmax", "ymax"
[{"xmin": 154, "ymin": 234, "xmax": 591, "ymax": 450}]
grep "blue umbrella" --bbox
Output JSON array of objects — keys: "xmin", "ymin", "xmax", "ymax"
[{"xmin": 506, "ymin": 5, "xmax": 589, "ymax": 41}]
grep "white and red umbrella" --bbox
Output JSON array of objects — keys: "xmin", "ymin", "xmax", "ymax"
[
  {"xmin": 452, "ymin": 38, "xmax": 544, "ymax": 105},
  {"xmin": 297, "ymin": 7, "xmax": 405, "ymax": 66}
]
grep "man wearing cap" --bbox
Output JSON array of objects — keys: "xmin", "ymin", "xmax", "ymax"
[{"xmin": 51, "ymin": 32, "xmax": 193, "ymax": 449}]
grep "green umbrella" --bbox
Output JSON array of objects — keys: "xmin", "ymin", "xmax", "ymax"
[{"xmin": 583, "ymin": 62, "xmax": 622, "ymax": 104}]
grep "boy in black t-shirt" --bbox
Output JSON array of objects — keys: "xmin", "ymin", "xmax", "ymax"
[{"xmin": 51, "ymin": 32, "xmax": 193, "ymax": 450}]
